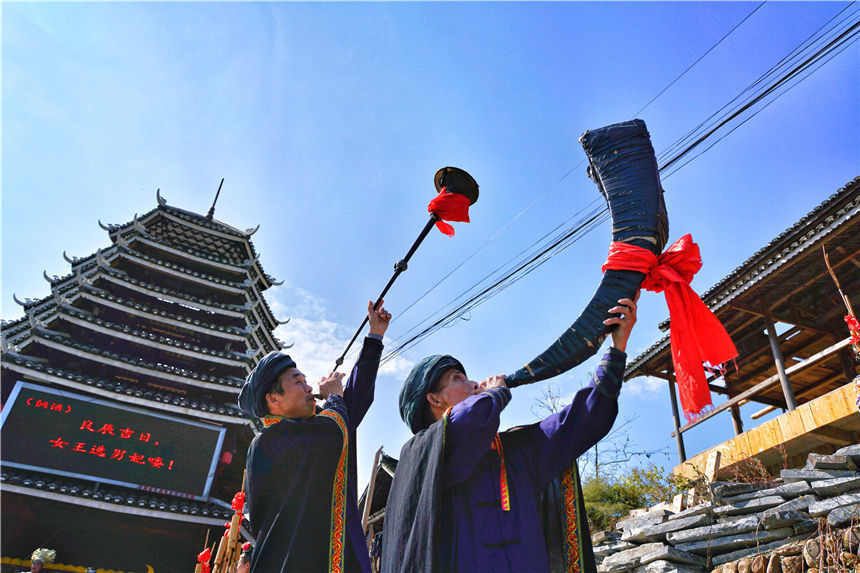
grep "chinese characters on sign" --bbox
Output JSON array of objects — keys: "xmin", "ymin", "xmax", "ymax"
[{"xmin": 3, "ymin": 381, "xmax": 225, "ymax": 498}]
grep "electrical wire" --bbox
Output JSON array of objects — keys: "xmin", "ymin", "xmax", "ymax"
[{"xmin": 351, "ymin": 3, "xmax": 859, "ymax": 366}]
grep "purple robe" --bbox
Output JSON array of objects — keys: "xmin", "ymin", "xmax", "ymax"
[
  {"xmin": 245, "ymin": 336, "xmax": 382, "ymax": 573},
  {"xmin": 383, "ymin": 347, "xmax": 625, "ymax": 572}
]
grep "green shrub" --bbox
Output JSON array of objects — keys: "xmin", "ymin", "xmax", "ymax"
[{"xmin": 582, "ymin": 465, "xmax": 694, "ymax": 531}]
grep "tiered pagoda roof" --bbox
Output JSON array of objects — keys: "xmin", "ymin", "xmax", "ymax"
[{"xmin": 1, "ymin": 191, "xmax": 283, "ymax": 569}]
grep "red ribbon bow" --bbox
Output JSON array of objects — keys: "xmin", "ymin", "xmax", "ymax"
[
  {"xmin": 427, "ymin": 187, "xmax": 471, "ymax": 237},
  {"xmin": 231, "ymin": 491, "xmax": 246, "ymax": 511},
  {"xmin": 603, "ymin": 234, "xmax": 738, "ymax": 421}
]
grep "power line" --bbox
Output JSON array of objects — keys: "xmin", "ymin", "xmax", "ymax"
[
  {"xmin": 373, "ymin": 1, "xmax": 766, "ymax": 334},
  {"xmin": 632, "ymin": 1, "xmax": 768, "ymax": 118}
]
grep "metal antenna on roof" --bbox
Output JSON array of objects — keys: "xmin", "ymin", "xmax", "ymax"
[{"xmin": 206, "ymin": 178, "xmax": 225, "ymax": 220}]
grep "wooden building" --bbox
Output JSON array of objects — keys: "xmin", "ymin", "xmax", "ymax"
[
  {"xmin": 624, "ymin": 177, "xmax": 860, "ymax": 480},
  {"xmin": 1, "ymin": 192, "xmax": 285, "ymax": 572},
  {"xmin": 358, "ymin": 448, "xmax": 398, "ymax": 573}
]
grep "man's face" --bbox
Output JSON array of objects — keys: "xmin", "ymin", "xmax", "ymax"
[
  {"xmin": 266, "ymin": 367, "xmax": 315, "ymax": 419},
  {"xmin": 30, "ymin": 561, "xmax": 42, "ymax": 573},
  {"xmin": 427, "ymin": 368, "xmax": 480, "ymax": 411}
]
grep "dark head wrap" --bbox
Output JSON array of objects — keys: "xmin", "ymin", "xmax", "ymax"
[
  {"xmin": 238, "ymin": 351, "xmax": 297, "ymax": 418},
  {"xmin": 399, "ymin": 354, "xmax": 466, "ymax": 434}
]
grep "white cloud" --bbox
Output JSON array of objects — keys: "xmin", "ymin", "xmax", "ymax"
[
  {"xmin": 625, "ymin": 375, "xmax": 666, "ymax": 397},
  {"xmin": 266, "ymin": 283, "xmax": 414, "ymax": 386}
]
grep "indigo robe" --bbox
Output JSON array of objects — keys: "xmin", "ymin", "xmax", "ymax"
[
  {"xmin": 382, "ymin": 347, "xmax": 626, "ymax": 573},
  {"xmin": 245, "ymin": 336, "xmax": 382, "ymax": 573}
]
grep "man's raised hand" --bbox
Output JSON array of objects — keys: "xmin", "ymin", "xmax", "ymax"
[
  {"xmin": 318, "ymin": 371, "xmax": 346, "ymax": 398},
  {"xmin": 479, "ymin": 375, "xmax": 507, "ymax": 392},
  {"xmin": 368, "ymin": 299, "xmax": 392, "ymax": 337},
  {"xmin": 603, "ymin": 290, "xmax": 640, "ymax": 353}
]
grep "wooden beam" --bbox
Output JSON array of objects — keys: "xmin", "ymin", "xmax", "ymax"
[
  {"xmin": 809, "ymin": 426, "xmax": 858, "ymax": 446},
  {"xmin": 729, "ymin": 302, "xmax": 835, "ymax": 336},
  {"xmin": 716, "ymin": 248, "xmax": 860, "ymax": 348},
  {"xmin": 749, "ymin": 371, "xmax": 845, "ymax": 420},
  {"xmin": 731, "ymin": 328, "xmax": 836, "ymax": 396},
  {"xmin": 672, "ymin": 337, "xmax": 852, "ymax": 436}
]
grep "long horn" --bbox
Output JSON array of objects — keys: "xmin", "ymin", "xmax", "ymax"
[
  {"xmin": 13, "ymin": 293, "xmax": 27, "ymax": 307},
  {"xmin": 98, "ymin": 219, "xmax": 112, "ymax": 231},
  {"xmin": 43, "ymin": 270, "xmax": 54, "ymax": 283},
  {"xmin": 63, "ymin": 251, "xmax": 77, "ymax": 264},
  {"xmin": 506, "ymin": 119, "xmax": 669, "ymax": 387},
  {"xmin": 245, "ymin": 225, "xmax": 260, "ymax": 236},
  {"xmin": 275, "ymin": 317, "xmax": 290, "ymax": 326}
]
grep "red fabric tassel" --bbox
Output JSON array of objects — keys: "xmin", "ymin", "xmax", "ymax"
[
  {"xmin": 197, "ymin": 548, "xmax": 212, "ymax": 563},
  {"xmin": 602, "ymin": 234, "xmax": 738, "ymax": 421},
  {"xmin": 427, "ymin": 188, "xmax": 471, "ymax": 237}
]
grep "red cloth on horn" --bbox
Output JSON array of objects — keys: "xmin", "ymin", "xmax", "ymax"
[
  {"xmin": 427, "ymin": 188, "xmax": 471, "ymax": 236},
  {"xmin": 602, "ymin": 234, "xmax": 738, "ymax": 421}
]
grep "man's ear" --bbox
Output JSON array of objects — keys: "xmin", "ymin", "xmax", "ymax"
[
  {"xmin": 426, "ymin": 392, "xmax": 443, "ymax": 408},
  {"xmin": 266, "ymin": 392, "xmax": 278, "ymax": 406}
]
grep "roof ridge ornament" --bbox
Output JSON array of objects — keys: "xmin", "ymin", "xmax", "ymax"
[
  {"xmin": 132, "ymin": 214, "xmax": 149, "ymax": 237},
  {"xmin": 244, "ymin": 225, "xmax": 260, "ymax": 236},
  {"xmin": 63, "ymin": 251, "xmax": 80, "ymax": 265},
  {"xmin": 12, "ymin": 293, "xmax": 28, "ymax": 307},
  {"xmin": 157, "ymin": 188, "xmax": 167, "ymax": 206},
  {"xmin": 275, "ymin": 316, "xmax": 290, "ymax": 326},
  {"xmin": 96, "ymin": 249, "xmax": 111, "ymax": 270}
]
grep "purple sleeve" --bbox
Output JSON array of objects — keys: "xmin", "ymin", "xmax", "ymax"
[
  {"xmin": 530, "ymin": 347, "xmax": 625, "ymax": 490},
  {"xmin": 341, "ymin": 336, "xmax": 383, "ymax": 431},
  {"xmin": 441, "ymin": 386, "xmax": 512, "ymax": 489}
]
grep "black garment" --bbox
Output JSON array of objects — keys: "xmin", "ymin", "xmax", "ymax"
[{"xmin": 246, "ymin": 395, "xmax": 351, "ymax": 572}]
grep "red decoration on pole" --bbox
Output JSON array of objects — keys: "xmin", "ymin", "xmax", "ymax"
[
  {"xmin": 603, "ymin": 234, "xmax": 738, "ymax": 421},
  {"xmin": 197, "ymin": 547, "xmax": 212, "ymax": 573},
  {"xmin": 428, "ymin": 187, "xmax": 471, "ymax": 236},
  {"xmin": 231, "ymin": 491, "xmax": 246, "ymax": 511}
]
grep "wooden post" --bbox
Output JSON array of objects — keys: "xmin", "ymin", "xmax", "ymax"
[
  {"xmin": 705, "ymin": 450, "xmax": 722, "ymax": 482},
  {"xmin": 725, "ymin": 374, "xmax": 744, "ymax": 436},
  {"xmin": 363, "ymin": 446, "xmax": 383, "ymax": 549},
  {"xmin": 760, "ymin": 303, "xmax": 797, "ymax": 411},
  {"xmin": 667, "ymin": 370, "xmax": 687, "ymax": 463}
]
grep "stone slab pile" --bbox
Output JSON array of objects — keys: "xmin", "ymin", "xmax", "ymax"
[{"xmin": 592, "ymin": 444, "xmax": 860, "ymax": 573}]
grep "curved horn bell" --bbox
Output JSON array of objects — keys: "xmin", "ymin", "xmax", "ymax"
[{"xmin": 506, "ymin": 119, "xmax": 669, "ymax": 387}]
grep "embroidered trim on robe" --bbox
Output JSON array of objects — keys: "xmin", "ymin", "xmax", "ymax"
[
  {"xmin": 561, "ymin": 465, "xmax": 585, "ymax": 573},
  {"xmin": 318, "ymin": 409, "xmax": 349, "ymax": 573},
  {"xmin": 491, "ymin": 434, "xmax": 511, "ymax": 511}
]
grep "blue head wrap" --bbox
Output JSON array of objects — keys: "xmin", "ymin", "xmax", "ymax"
[
  {"xmin": 238, "ymin": 351, "xmax": 297, "ymax": 418},
  {"xmin": 399, "ymin": 355, "xmax": 465, "ymax": 434}
]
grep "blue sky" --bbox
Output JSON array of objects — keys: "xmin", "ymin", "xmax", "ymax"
[{"xmin": 3, "ymin": 1, "xmax": 858, "ymax": 490}]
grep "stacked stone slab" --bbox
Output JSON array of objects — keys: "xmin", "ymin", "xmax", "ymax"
[{"xmin": 593, "ymin": 445, "xmax": 860, "ymax": 573}]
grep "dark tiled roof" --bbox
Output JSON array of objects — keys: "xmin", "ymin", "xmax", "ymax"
[
  {"xmin": 626, "ymin": 177, "xmax": 860, "ymax": 378},
  {"xmin": 59, "ymin": 306, "xmax": 252, "ymax": 365},
  {"xmin": 1, "ymin": 354, "xmax": 247, "ymax": 419},
  {"xmin": 1, "ymin": 467, "xmax": 238, "ymax": 521},
  {"xmin": 30, "ymin": 331, "xmax": 245, "ymax": 389}
]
